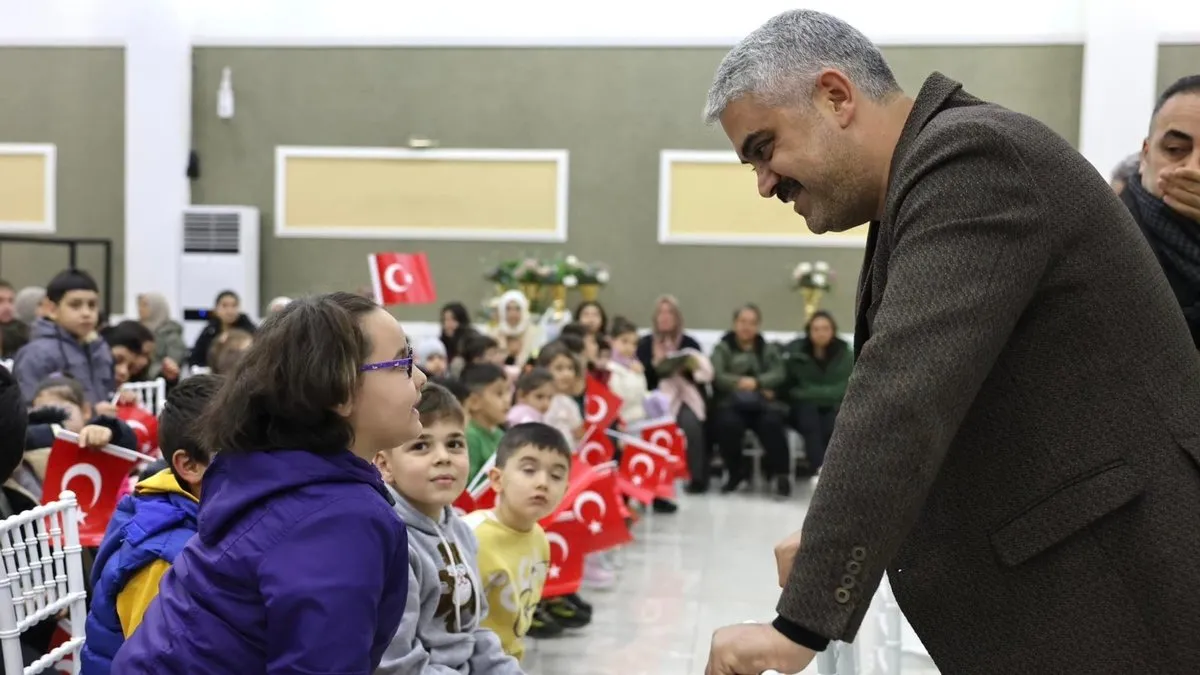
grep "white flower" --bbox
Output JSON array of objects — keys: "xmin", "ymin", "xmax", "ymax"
[
  {"xmin": 565, "ymin": 255, "xmax": 580, "ymax": 267},
  {"xmin": 563, "ymin": 275, "xmax": 579, "ymax": 287},
  {"xmin": 814, "ymin": 261, "xmax": 829, "ymax": 272},
  {"xmin": 811, "ymin": 272, "xmax": 828, "ymax": 288},
  {"xmin": 797, "ymin": 261, "xmax": 814, "ymax": 275},
  {"xmin": 595, "ymin": 269, "xmax": 610, "ymax": 284}
]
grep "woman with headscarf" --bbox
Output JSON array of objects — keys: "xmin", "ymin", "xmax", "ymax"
[
  {"xmin": 489, "ymin": 290, "xmax": 543, "ymax": 368},
  {"xmin": 635, "ymin": 295, "xmax": 713, "ymax": 493},
  {"xmin": 137, "ymin": 292, "xmax": 189, "ymax": 382}
]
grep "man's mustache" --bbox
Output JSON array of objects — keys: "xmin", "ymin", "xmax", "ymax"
[{"xmin": 776, "ymin": 178, "xmax": 803, "ymax": 203}]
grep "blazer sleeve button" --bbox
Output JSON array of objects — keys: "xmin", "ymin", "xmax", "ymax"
[
  {"xmin": 851, "ymin": 546, "xmax": 867, "ymax": 561},
  {"xmin": 845, "ymin": 560, "xmax": 862, "ymax": 575},
  {"xmin": 841, "ymin": 574, "xmax": 856, "ymax": 588},
  {"xmin": 835, "ymin": 587, "xmax": 852, "ymax": 604}
]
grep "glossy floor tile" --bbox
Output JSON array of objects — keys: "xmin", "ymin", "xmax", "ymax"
[{"xmin": 522, "ymin": 482, "xmax": 941, "ymax": 674}]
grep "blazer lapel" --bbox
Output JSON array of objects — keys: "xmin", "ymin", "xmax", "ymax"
[
  {"xmin": 854, "ymin": 71, "xmax": 966, "ymax": 356},
  {"xmin": 854, "ymin": 221, "xmax": 880, "ymax": 355}
]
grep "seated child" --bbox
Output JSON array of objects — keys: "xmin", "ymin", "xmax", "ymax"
[
  {"xmin": 415, "ymin": 337, "xmax": 448, "ymax": 380},
  {"xmin": 81, "ymin": 374, "xmax": 223, "ymax": 674},
  {"xmin": 459, "ymin": 363, "xmax": 512, "ymax": 485},
  {"xmin": 534, "ymin": 342, "xmax": 584, "ymax": 445},
  {"xmin": 14, "ymin": 376, "xmax": 139, "ymax": 502},
  {"xmin": 374, "ymin": 383, "xmax": 522, "ymax": 674},
  {"xmin": 13, "ymin": 268, "xmax": 114, "ymax": 405},
  {"xmin": 606, "ymin": 317, "xmax": 650, "ymax": 424},
  {"xmin": 207, "ymin": 328, "xmax": 253, "ymax": 375},
  {"xmin": 506, "ymin": 368, "xmax": 555, "ymax": 427},
  {"xmin": 463, "ymin": 422, "xmax": 572, "ymax": 659}
]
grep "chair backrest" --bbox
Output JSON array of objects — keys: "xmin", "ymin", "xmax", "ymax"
[
  {"xmin": 120, "ymin": 378, "xmax": 167, "ymax": 416},
  {"xmin": 0, "ymin": 490, "xmax": 87, "ymax": 675},
  {"xmin": 0, "ymin": 359, "xmax": 12, "ymax": 373}
]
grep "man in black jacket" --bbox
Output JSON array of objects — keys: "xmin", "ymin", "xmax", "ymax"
[{"xmin": 1121, "ymin": 74, "xmax": 1200, "ymax": 348}]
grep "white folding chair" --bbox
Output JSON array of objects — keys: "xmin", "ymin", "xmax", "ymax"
[
  {"xmin": 119, "ymin": 378, "xmax": 167, "ymax": 415},
  {"xmin": 0, "ymin": 490, "xmax": 88, "ymax": 675},
  {"xmin": 0, "ymin": 359, "xmax": 12, "ymax": 372}
]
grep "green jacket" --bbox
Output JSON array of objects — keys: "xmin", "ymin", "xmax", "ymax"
[
  {"xmin": 710, "ymin": 332, "xmax": 787, "ymax": 405},
  {"xmin": 783, "ymin": 337, "xmax": 854, "ymax": 407},
  {"xmin": 149, "ymin": 320, "xmax": 189, "ymax": 380}
]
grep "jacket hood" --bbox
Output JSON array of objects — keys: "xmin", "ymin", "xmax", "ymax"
[
  {"xmin": 135, "ymin": 468, "xmax": 198, "ymax": 503},
  {"xmin": 198, "ymin": 449, "xmax": 392, "ymax": 544},
  {"xmin": 384, "ymin": 483, "xmax": 484, "ymax": 637}
]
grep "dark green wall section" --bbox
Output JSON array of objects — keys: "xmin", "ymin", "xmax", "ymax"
[
  {"xmin": 1157, "ymin": 45, "xmax": 1200, "ymax": 92},
  {"xmin": 0, "ymin": 48, "xmax": 125, "ymax": 312},
  {"xmin": 192, "ymin": 45, "xmax": 1082, "ymax": 330}
]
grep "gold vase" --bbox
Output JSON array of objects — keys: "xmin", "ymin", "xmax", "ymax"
[
  {"xmin": 800, "ymin": 287, "xmax": 824, "ymax": 321},
  {"xmin": 550, "ymin": 284, "xmax": 568, "ymax": 322},
  {"xmin": 519, "ymin": 282, "xmax": 541, "ymax": 304},
  {"xmin": 579, "ymin": 283, "xmax": 600, "ymax": 302}
]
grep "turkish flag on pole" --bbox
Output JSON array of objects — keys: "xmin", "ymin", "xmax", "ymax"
[
  {"xmin": 576, "ymin": 424, "xmax": 615, "ymax": 467},
  {"xmin": 584, "ymin": 376, "xmax": 623, "ymax": 430},
  {"xmin": 42, "ymin": 431, "xmax": 140, "ymax": 547},
  {"xmin": 631, "ymin": 416, "xmax": 690, "ymax": 481},
  {"xmin": 541, "ymin": 514, "xmax": 588, "ymax": 598},
  {"xmin": 368, "ymin": 252, "xmax": 437, "ymax": 306}
]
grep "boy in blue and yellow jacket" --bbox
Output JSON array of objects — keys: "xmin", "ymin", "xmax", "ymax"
[{"xmin": 80, "ymin": 374, "xmax": 223, "ymax": 675}]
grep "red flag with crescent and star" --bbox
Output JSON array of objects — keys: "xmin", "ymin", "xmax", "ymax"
[
  {"xmin": 368, "ymin": 252, "xmax": 437, "ymax": 306},
  {"xmin": 540, "ymin": 513, "xmax": 588, "ymax": 598},
  {"xmin": 42, "ymin": 434, "xmax": 139, "ymax": 547},
  {"xmin": 583, "ymin": 375, "xmax": 622, "ymax": 431}
]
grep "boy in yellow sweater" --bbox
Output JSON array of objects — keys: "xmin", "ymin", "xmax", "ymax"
[{"xmin": 463, "ymin": 422, "xmax": 571, "ymax": 660}]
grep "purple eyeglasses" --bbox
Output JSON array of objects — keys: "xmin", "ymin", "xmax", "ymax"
[{"xmin": 359, "ymin": 357, "xmax": 413, "ymax": 376}]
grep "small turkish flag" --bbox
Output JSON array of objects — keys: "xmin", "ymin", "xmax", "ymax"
[
  {"xmin": 633, "ymin": 417, "xmax": 689, "ymax": 482},
  {"xmin": 576, "ymin": 424, "xmax": 615, "ymax": 466},
  {"xmin": 584, "ymin": 376, "xmax": 623, "ymax": 430},
  {"xmin": 42, "ymin": 432, "xmax": 139, "ymax": 547},
  {"xmin": 541, "ymin": 514, "xmax": 588, "ymax": 599},
  {"xmin": 368, "ymin": 252, "xmax": 437, "ymax": 306}
]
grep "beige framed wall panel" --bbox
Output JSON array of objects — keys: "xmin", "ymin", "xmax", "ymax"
[
  {"xmin": 0, "ymin": 144, "xmax": 56, "ymax": 233},
  {"xmin": 192, "ymin": 46, "xmax": 1081, "ymax": 331},
  {"xmin": 0, "ymin": 47, "xmax": 124, "ymax": 310},
  {"xmin": 275, "ymin": 147, "xmax": 569, "ymax": 241},
  {"xmin": 1157, "ymin": 44, "xmax": 1200, "ymax": 93},
  {"xmin": 659, "ymin": 150, "xmax": 869, "ymax": 247}
]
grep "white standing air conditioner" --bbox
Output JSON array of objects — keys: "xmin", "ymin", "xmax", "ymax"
[{"xmin": 179, "ymin": 206, "xmax": 260, "ymax": 347}]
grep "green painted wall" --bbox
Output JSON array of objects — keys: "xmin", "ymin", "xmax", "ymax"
[
  {"xmin": 0, "ymin": 48, "xmax": 125, "ymax": 312},
  {"xmin": 192, "ymin": 45, "xmax": 1082, "ymax": 331},
  {"xmin": 1157, "ymin": 45, "xmax": 1200, "ymax": 92}
]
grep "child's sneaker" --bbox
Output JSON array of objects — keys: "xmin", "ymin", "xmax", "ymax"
[
  {"xmin": 544, "ymin": 597, "xmax": 591, "ymax": 629},
  {"xmin": 527, "ymin": 604, "xmax": 565, "ymax": 639},
  {"xmin": 583, "ymin": 558, "xmax": 617, "ymax": 590},
  {"xmin": 564, "ymin": 593, "xmax": 593, "ymax": 618}
]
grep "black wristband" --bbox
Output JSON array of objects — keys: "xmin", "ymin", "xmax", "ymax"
[{"xmin": 771, "ymin": 615, "xmax": 831, "ymax": 652}]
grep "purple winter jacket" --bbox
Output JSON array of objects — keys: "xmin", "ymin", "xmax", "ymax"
[{"xmin": 110, "ymin": 448, "xmax": 409, "ymax": 674}]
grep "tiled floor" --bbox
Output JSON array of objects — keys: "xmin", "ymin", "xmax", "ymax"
[{"xmin": 523, "ymin": 481, "xmax": 941, "ymax": 675}]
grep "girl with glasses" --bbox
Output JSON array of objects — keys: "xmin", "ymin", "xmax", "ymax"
[{"xmin": 114, "ymin": 292, "xmax": 427, "ymax": 675}]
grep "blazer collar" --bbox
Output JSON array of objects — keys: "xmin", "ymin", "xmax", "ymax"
[{"xmin": 853, "ymin": 72, "xmax": 965, "ymax": 355}]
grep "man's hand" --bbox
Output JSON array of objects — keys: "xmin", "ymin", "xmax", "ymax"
[
  {"xmin": 737, "ymin": 376, "xmax": 758, "ymax": 392},
  {"xmin": 1159, "ymin": 167, "xmax": 1200, "ymax": 223},
  {"xmin": 705, "ymin": 623, "xmax": 815, "ymax": 675},
  {"xmin": 775, "ymin": 529, "xmax": 802, "ymax": 588}
]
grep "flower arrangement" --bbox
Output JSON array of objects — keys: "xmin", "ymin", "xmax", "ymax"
[
  {"xmin": 484, "ymin": 254, "xmax": 610, "ymax": 309},
  {"xmin": 792, "ymin": 260, "xmax": 833, "ymax": 291},
  {"xmin": 792, "ymin": 260, "xmax": 834, "ymax": 320}
]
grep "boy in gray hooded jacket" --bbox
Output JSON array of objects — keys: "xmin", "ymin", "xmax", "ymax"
[{"xmin": 373, "ymin": 383, "xmax": 523, "ymax": 675}]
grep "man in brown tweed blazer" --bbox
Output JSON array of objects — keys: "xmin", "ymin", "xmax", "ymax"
[{"xmin": 703, "ymin": 10, "xmax": 1200, "ymax": 675}]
